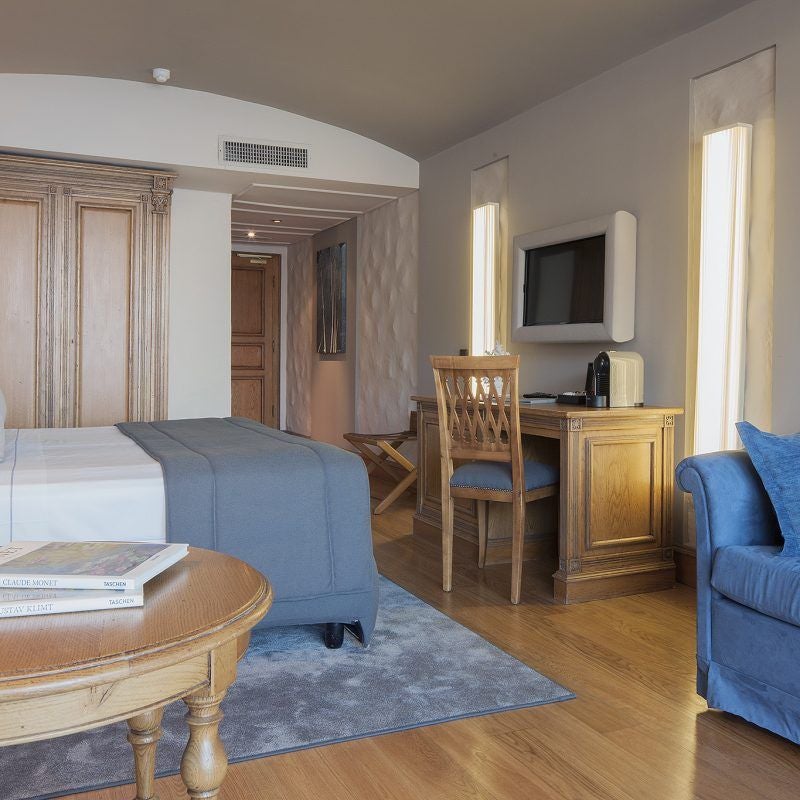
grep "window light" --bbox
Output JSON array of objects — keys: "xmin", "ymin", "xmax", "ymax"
[
  {"xmin": 694, "ymin": 123, "xmax": 752, "ymax": 454},
  {"xmin": 470, "ymin": 202, "xmax": 499, "ymax": 355}
]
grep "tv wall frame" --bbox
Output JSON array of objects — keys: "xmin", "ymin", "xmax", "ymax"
[{"xmin": 511, "ymin": 211, "xmax": 636, "ymax": 343}]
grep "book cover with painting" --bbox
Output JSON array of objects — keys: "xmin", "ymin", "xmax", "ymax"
[
  {"xmin": 0, "ymin": 585, "xmax": 144, "ymax": 618},
  {"xmin": 0, "ymin": 541, "xmax": 188, "ymax": 591}
]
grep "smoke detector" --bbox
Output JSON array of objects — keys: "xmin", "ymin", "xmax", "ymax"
[{"xmin": 152, "ymin": 68, "xmax": 171, "ymax": 84}]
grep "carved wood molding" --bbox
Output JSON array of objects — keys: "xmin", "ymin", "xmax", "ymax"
[
  {"xmin": 559, "ymin": 418, "xmax": 583, "ymax": 431},
  {"xmin": 0, "ymin": 154, "xmax": 175, "ymax": 426},
  {"xmin": 150, "ymin": 174, "xmax": 172, "ymax": 215}
]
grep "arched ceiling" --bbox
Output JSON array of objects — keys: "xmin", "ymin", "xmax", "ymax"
[{"xmin": 0, "ymin": 0, "xmax": 750, "ymax": 159}]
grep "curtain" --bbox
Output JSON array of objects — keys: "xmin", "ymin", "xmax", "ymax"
[
  {"xmin": 683, "ymin": 47, "xmax": 776, "ymax": 547},
  {"xmin": 471, "ymin": 157, "xmax": 509, "ymax": 347}
]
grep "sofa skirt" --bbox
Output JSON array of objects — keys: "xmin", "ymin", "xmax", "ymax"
[
  {"xmin": 705, "ymin": 662, "xmax": 800, "ymax": 744},
  {"xmin": 702, "ymin": 595, "xmax": 800, "ymax": 744}
]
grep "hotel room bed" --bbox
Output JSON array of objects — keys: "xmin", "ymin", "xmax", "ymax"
[
  {"xmin": 1, "ymin": 425, "xmax": 166, "ymax": 543},
  {"xmin": 0, "ymin": 418, "xmax": 379, "ymax": 645}
]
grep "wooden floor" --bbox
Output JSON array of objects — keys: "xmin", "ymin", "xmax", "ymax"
[{"xmin": 69, "ymin": 486, "xmax": 800, "ymax": 800}]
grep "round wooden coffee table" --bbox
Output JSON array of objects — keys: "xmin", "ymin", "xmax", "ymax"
[{"xmin": 0, "ymin": 547, "xmax": 272, "ymax": 800}]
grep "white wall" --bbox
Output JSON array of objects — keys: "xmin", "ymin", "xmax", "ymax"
[
  {"xmin": 0, "ymin": 74, "xmax": 418, "ymax": 188},
  {"xmin": 357, "ymin": 194, "xmax": 419, "ymax": 433},
  {"xmin": 419, "ymin": 0, "xmax": 800, "ymax": 451},
  {"xmin": 0, "ymin": 73, "xmax": 421, "ymax": 427},
  {"xmin": 168, "ymin": 189, "xmax": 232, "ymax": 418},
  {"xmin": 286, "ymin": 239, "xmax": 314, "ymax": 435},
  {"xmin": 285, "ymin": 195, "xmax": 420, "ymax": 447},
  {"xmin": 286, "ymin": 231, "xmax": 358, "ymax": 443},
  {"xmin": 310, "ymin": 219, "xmax": 358, "ymax": 446}
]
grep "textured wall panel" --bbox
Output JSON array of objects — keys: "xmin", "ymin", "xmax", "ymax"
[
  {"xmin": 356, "ymin": 192, "xmax": 419, "ymax": 434},
  {"xmin": 285, "ymin": 238, "xmax": 313, "ymax": 434}
]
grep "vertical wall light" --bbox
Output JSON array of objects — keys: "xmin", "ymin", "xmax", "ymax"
[
  {"xmin": 470, "ymin": 202, "xmax": 499, "ymax": 355},
  {"xmin": 694, "ymin": 123, "xmax": 752, "ymax": 454}
]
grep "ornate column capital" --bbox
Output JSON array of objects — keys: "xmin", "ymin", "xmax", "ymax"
[{"xmin": 150, "ymin": 174, "xmax": 173, "ymax": 215}]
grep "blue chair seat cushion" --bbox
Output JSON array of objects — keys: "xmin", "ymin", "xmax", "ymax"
[
  {"xmin": 450, "ymin": 460, "xmax": 559, "ymax": 492},
  {"xmin": 712, "ymin": 545, "xmax": 800, "ymax": 627}
]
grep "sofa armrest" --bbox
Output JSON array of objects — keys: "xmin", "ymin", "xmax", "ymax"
[
  {"xmin": 675, "ymin": 450, "xmax": 780, "ymax": 678},
  {"xmin": 676, "ymin": 450, "xmax": 779, "ymax": 554}
]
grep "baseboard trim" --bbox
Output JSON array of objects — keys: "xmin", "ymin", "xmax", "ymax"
[
  {"xmin": 674, "ymin": 546, "xmax": 696, "ymax": 588},
  {"xmin": 553, "ymin": 563, "xmax": 676, "ymax": 604}
]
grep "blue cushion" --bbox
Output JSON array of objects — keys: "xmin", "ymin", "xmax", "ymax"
[
  {"xmin": 712, "ymin": 545, "xmax": 800, "ymax": 627},
  {"xmin": 450, "ymin": 460, "xmax": 559, "ymax": 492},
  {"xmin": 737, "ymin": 421, "xmax": 800, "ymax": 556}
]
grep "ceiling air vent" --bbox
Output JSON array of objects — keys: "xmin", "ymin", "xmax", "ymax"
[{"xmin": 219, "ymin": 136, "xmax": 310, "ymax": 170}]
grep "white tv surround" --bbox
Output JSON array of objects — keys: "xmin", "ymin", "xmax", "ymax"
[{"xmin": 511, "ymin": 210, "xmax": 637, "ymax": 343}]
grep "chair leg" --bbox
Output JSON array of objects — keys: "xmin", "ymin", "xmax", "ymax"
[
  {"xmin": 442, "ymin": 488, "xmax": 455, "ymax": 592},
  {"xmin": 477, "ymin": 500, "xmax": 489, "ymax": 568},
  {"xmin": 510, "ymin": 495, "xmax": 526, "ymax": 604}
]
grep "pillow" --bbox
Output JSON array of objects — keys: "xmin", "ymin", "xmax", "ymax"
[{"xmin": 737, "ymin": 421, "xmax": 800, "ymax": 557}]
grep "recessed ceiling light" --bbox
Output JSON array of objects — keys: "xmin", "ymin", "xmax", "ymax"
[
  {"xmin": 247, "ymin": 231, "xmax": 256, "ymax": 238},
  {"xmin": 272, "ymin": 219, "xmax": 282, "ymax": 224},
  {"xmin": 152, "ymin": 67, "xmax": 171, "ymax": 84}
]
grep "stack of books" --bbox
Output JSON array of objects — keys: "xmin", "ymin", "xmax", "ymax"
[{"xmin": 0, "ymin": 541, "xmax": 188, "ymax": 619}]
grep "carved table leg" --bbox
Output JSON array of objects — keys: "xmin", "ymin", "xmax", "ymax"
[
  {"xmin": 180, "ymin": 689, "xmax": 228, "ymax": 799},
  {"xmin": 127, "ymin": 707, "xmax": 164, "ymax": 800}
]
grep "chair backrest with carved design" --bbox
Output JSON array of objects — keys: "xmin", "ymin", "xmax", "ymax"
[{"xmin": 430, "ymin": 356, "xmax": 523, "ymax": 476}]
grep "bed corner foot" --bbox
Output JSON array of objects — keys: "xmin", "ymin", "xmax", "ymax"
[
  {"xmin": 345, "ymin": 620, "xmax": 365, "ymax": 644},
  {"xmin": 324, "ymin": 622, "xmax": 345, "ymax": 649}
]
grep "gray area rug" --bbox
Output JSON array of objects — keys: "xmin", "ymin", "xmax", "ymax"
[{"xmin": 1, "ymin": 577, "xmax": 573, "ymax": 800}]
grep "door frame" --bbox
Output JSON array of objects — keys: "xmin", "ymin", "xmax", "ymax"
[{"xmin": 230, "ymin": 246, "xmax": 287, "ymax": 427}]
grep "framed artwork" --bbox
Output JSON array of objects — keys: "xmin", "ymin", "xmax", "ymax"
[{"xmin": 316, "ymin": 243, "xmax": 347, "ymax": 354}]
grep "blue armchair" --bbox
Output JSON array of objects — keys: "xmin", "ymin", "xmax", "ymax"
[{"xmin": 676, "ymin": 450, "xmax": 800, "ymax": 744}]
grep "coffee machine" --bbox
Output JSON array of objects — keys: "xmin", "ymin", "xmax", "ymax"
[{"xmin": 592, "ymin": 351, "xmax": 644, "ymax": 407}]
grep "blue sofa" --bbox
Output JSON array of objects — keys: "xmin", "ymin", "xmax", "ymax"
[{"xmin": 676, "ymin": 450, "xmax": 800, "ymax": 744}]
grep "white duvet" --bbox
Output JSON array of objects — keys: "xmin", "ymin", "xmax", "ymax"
[{"xmin": 0, "ymin": 426, "xmax": 167, "ymax": 546}]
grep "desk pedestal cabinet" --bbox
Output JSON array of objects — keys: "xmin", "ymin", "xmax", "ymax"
[{"xmin": 413, "ymin": 397, "xmax": 683, "ymax": 603}]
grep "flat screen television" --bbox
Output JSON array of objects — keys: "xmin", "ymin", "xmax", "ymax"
[
  {"xmin": 512, "ymin": 211, "xmax": 636, "ymax": 343},
  {"xmin": 523, "ymin": 234, "xmax": 605, "ymax": 327}
]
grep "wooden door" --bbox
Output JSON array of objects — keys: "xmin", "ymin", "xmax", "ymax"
[
  {"xmin": 0, "ymin": 155, "xmax": 172, "ymax": 428},
  {"xmin": 0, "ymin": 195, "xmax": 44, "ymax": 429},
  {"xmin": 231, "ymin": 253, "xmax": 281, "ymax": 426},
  {"xmin": 75, "ymin": 203, "xmax": 135, "ymax": 427}
]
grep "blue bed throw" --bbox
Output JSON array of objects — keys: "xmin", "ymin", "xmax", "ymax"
[{"xmin": 116, "ymin": 418, "xmax": 379, "ymax": 642}]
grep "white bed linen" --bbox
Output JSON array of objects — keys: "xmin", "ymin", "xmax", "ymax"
[{"xmin": 0, "ymin": 426, "xmax": 166, "ymax": 545}]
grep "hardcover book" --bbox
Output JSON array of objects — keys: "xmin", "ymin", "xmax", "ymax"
[
  {"xmin": 0, "ymin": 541, "xmax": 188, "ymax": 591},
  {"xmin": 0, "ymin": 586, "xmax": 144, "ymax": 618}
]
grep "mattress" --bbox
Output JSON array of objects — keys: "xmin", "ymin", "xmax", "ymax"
[{"xmin": 0, "ymin": 426, "xmax": 166, "ymax": 545}]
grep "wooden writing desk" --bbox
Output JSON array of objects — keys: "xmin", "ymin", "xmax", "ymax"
[{"xmin": 413, "ymin": 397, "xmax": 683, "ymax": 603}]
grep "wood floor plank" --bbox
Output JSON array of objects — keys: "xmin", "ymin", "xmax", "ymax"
[
  {"xmin": 431, "ymin": 717, "xmax": 608, "ymax": 800},
  {"xmin": 59, "ymin": 486, "xmax": 800, "ymax": 800}
]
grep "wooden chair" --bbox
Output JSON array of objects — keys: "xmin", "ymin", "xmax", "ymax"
[
  {"xmin": 430, "ymin": 355, "xmax": 559, "ymax": 604},
  {"xmin": 344, "ymin": 413, "xmax": 417, "ymax": 515}
]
